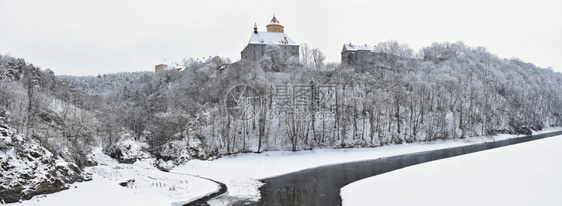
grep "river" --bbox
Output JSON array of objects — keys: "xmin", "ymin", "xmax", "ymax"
[{"xmin": 257, "ymin": 131, "xmax": 562, "ymax": 205}]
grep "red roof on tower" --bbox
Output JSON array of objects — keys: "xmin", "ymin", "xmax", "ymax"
[{"xmin": 268, "ymin": 15, "xmax": 282, "ymax": 25}]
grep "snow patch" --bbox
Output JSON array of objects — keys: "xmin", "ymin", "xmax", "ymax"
[
  {"xmin": 341, "ymin": 134, "xmax": 562, "ymax": 206},
  {"xmin": 10, "ymin": 147, "xmax": 219, "ymax": 206}
]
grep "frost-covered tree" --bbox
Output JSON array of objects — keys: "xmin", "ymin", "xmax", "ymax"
[
  {"xmin": 311, "ymin": 48, "xmax": 326, "ymax": 70},
  {"xmin": 5, "ymin": 37, "xmax": 562, "ymax": 163}
]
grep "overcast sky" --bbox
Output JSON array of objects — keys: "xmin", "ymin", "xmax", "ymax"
[{"xmin": 1, "ymin": 0, "xmax": 560, "ymax": 76}]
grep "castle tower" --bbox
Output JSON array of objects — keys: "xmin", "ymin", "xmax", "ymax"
[
  {"xmin": 266, "ymin": 15, "xmax": 284, "ymax": 33},
  {"xmin": 254, "ymin": 22, "xmax": 258, "ymax": 34},
  {"xmin": 241, "ymin": 15, "xmax": 298, "ymax": 63}
]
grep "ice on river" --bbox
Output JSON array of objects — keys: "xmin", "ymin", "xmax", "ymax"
[{"xmin": 341, "ymin": 134, "xmax": 562, "ymax": 206}]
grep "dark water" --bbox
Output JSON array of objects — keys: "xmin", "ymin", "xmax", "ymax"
[{"xmin": 257, "ymin": 131, "xmax": 562, "ymax": 206}]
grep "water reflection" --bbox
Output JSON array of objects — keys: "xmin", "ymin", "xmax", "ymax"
[{"xmin": 258, "ymin": 132, "xmax": 562, "ymax": 206}]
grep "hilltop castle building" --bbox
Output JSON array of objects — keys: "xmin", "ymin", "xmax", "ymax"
[
  {"xmin": 241, "ymin": 15, "xmax": 299, "ymax": 63},
  {"xmin": 341, "ymin": 43, "xmax": 382, "ymax": 66}
]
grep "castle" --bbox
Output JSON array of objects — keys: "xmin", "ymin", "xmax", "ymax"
[
  {"xmin": 155, "ymin": 16, "xmax": 393, "ymax": 72},
  {"xmin": 241, "ymin": 15, "xmax": 299, "ymax": 63},
  {"xmin": 341, "ymin": 43, "xmax": 383, "ymax": 66}
]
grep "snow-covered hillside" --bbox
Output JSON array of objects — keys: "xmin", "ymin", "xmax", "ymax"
[
  {"xmin": 341, "ymin": 134, "xmax": 562, "ymax": 206},
  {"xmin": 0, "ymin": 127, "xmax": 87, "ymax": 203},
  {"xmin": 4, "ymin": 34, "xmax": 562, "ymax": 206}
]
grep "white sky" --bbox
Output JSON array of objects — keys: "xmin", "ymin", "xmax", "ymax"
[{"xmin": 1, "ymin": 0, "xmax": 560, "ymax": 76}]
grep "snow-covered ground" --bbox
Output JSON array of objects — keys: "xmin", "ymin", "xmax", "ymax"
[
  {"xmin": 341, "ymin": 133, "xmax": 562, "ymax": 206},
  {"xmin": 8, "ymin": 127, "xmax": 561, "ymax": 206},
  {"xmin": 172, "ymin": 127, "xmax": 562, "ymax": 204},
  {"xmin": 9, "ymin": 147, "xmax": 218, "ymax": 206}
]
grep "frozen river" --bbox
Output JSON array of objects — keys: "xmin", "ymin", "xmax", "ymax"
[{"xmin": 257, "ymin": 131, "xmax": 562, "ymax": 206}]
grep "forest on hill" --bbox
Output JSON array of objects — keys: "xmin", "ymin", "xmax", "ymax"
[{"xmin": 2, "ymin": 40, "xmax": 562, "ymax": 168}]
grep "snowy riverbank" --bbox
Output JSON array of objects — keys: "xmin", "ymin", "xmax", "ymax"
[
  {"xmin": 8, "ymin": 127, "xmax": 561, "ymax": 205},
  {"xmin": 8, "ymin": 146, "xmax": 218, "ymax": 206},
  {"xmin": 172, "ymin": 127, "xmax": 562, "ymax": 204},
  {"xmin": 341, "ymin": 133, "xmax": 562, "ymax": 206}
]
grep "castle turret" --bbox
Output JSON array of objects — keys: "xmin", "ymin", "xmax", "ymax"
[
  {"xmin": 266, "ymin": 15, "xmax": 284, "ymax": 33},
  {"xmin": 241, "ymin": 15, "xmax": 298, "ymax": 62}
]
